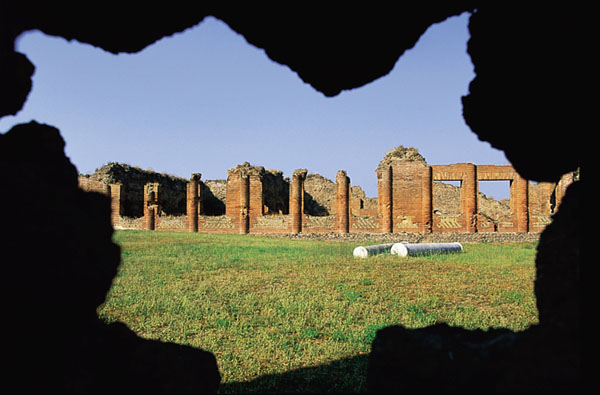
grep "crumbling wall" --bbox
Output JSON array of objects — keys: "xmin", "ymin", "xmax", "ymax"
[
  {"xmin": 528, "ymin": 181, "xmax": 556, "ymax": 232},
  {"xmin": 202, "ymin": 180, "xmax": 226, "ymax": 216},
  {"xmin": 85, "ymin": 163, "xmax": 187, "ymax": 217},
  {"xmin": 304, "ymin": 173, "xmax": 336, "ymax": 216},
  {"xmin": 303, "ymin": 173, "xmax": 378, "ymax": 217},
  {"xmin": 90, "ymin": 156, "xmax": 566, "ymax": 236},
  {"xmin": 78, "ymin": 176, "xmax": 110, "ymax": 195},
  {"xmin": 350, "ymin": 185, "xmax": 378, "ymax": 216},
  {"xmin": 261, "ymin": 169, "xmax": 289, "ymax": 215}
]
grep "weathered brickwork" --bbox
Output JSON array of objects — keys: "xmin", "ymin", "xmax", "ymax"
[
  {"xmin": 290, "ymin": 169, "xmax": 307, "ymax": 234},
  {"xmin": 89, "ymin": 157, "xmax": 574, "ymax": 235},
  {"xmin": 143, "ymin": 182, "xmax": 160, "ymax": 231},
  {"xmin": 78, "ymin": 176, "xmax": 110, "ymax": 195},
  {"xmin": 186, "ymin": 173, "xmax": 201, "ymax": 232}
]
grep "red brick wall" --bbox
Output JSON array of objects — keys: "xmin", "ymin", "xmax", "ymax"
[
  {"xmin": 107, "ymin": 163, "xmax": 574, "ymax": 235},
  {"xmin": 78, "ymin": 176, "xmax": 110, "ymax": 195},
  {"xmin": 389, "ymin": 161, "xmax": 431, "ymax": 233}
]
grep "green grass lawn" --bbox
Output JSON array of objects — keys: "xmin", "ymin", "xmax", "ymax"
[{"xmin": 98, "ymin": 231, "xmax": 539, "ymax": 393}]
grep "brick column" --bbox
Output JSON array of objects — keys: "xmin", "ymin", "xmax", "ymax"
[
  {"xmin": 336, "ymin": 170, "xmax": 350, "ymax": 233},
  {"xmin": 461, "ymin": 164, "xmax": 477, "ymax": 233},
  {"xmin": 146, "ymin": 206, "xmax": 156, "ymax": 230},
  {"xmin": 290, "ymin": 169, "xmax": 307, "ymax": 234},
  {"xmin": 513, "ymin": 174, "xmax": 529, "ymax": 232},
  {"xmin": 422, "ymin": 166, "xmax": 433, "ymax": 233},
  {"xmin": 378, "ymin": 166, "xmax": 393, "ymax": 233},
  {"xmin": 239, "ymin": 174, "xmax": 250, "ymax": 234},
  {"xmin": 109, "ymin": 183, "xmax": 123, "ymax": 226},
  {"xmin": 187, "ymin": 173, "xmax": 201, "ymax": 232}
]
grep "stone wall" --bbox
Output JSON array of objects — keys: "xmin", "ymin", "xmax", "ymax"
[{"xmin": 84, "ymin": 163, "xmax": 187, "ymax": 217}]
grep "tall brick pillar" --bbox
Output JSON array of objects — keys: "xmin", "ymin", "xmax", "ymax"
[
  {"xmin": 461, "ymin": 164, "xmax": 478, "ymax": 233},
  {"xmin": 239, "ymin": 174, "xmax": 250, "ymax": 234},
  {"xmin": 513, "ymin": 174, "xmax": 529, "ymax": 232},
  {"xmin": 187, "ymin": 173, "xmax": 201, "ymax": 232},
  {"xmin": 109, "ymin": 183, "xmax": 123, "ymax": 227},
  {"xmin": 378, "ymin": 166, "xmax": 393, "ymax": 233},
  {"xmin": 336, "ymin": 170, "xmax": 350, "ymax": 233},
  {"xmin": 290, "ymin": 169, "xmax": 307, "ymax": 234},
  {"xmin": 422, "ymin": 166, "xmax": 433, "ymax": 233}
]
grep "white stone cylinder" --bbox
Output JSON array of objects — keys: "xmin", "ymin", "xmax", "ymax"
[
  {"xmin": 391, "ymin": 242, "xmax": 463, "ymax": 257},
  {"xmin": 353, "ymin": 243, "xmax": 395, "ymax": 258}
]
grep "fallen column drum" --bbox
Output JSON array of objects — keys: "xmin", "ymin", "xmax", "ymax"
[
  {"xmin": 353, "ymin": 243, "xmax": 395, "ymax": 258},
  {"xmin": 390, "ymin": 242, "xmax": 463, "ymax": 257}
]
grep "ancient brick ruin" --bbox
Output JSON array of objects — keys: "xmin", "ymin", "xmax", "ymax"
[
  {"xmin": 3, "ymin": 4, "xmax": 582, "ymax": 393},
  {"xmin": 79, "ymin": 147, "xmax": 574, "ymax": 235}
]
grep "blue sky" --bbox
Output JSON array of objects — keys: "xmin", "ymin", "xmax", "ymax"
[{"xmin": 0, "ymin": 12, "xmax": 511, "ymax": 199}]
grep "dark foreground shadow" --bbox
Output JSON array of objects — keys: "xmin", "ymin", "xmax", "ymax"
[
  {"xmin": 220, "ymin": 354, "xmax": 369, "ymax": 394},
  {"xmin": 1, "ymin": 122, "xmax": 221, "ymax": 393}
]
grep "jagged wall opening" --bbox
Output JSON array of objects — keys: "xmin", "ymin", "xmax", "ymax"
[{"xmin": 1, "ymin": 4, "xmax": 582, "ymax": 393}]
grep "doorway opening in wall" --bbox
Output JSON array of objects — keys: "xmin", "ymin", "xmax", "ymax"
[
  {"xmin": 477, "ymin": 180, "xmax": 511, "ymax": 231},
  {"xmin": 432, "ymin": 180, "xmax": 462, "ymax": 218}
]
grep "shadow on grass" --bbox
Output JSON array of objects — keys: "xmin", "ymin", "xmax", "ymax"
[{"xmin": 218, "ymin": 354, "xmax": 369, "ymax": 394}]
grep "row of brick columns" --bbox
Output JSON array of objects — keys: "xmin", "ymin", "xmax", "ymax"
[{"xmin": 181, "ymin": 164, "xmax": 532, "ymax": 234}]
